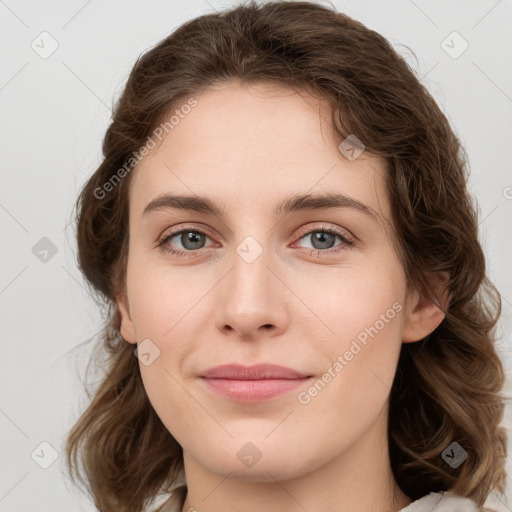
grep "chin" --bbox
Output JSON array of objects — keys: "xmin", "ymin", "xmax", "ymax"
[{"xmin": 186, "ymin": 436, "xmax": 327, "ymax": 482}]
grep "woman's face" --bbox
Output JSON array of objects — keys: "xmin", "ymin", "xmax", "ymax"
[{"xmin": 117, "ymin": 81, "xmax": 441, "ymax": 482}]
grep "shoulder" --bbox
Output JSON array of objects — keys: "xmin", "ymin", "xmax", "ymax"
[{"xmin": 400, "ymin": 491, "xmax": 481, "ymax": 512}]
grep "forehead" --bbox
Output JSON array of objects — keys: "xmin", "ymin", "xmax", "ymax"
[{"xmin": 129, "ymin": 82, "xmax": 390, "ymax": 222}]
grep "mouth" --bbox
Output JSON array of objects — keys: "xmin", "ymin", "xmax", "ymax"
[{"xmin": 199, "ymin": 363, "xmax": 313, "ymax": 402}]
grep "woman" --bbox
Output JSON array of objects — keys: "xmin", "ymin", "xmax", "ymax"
[{"xmin": 65, "ymin": 2, "xmax": 508, "ymax": 511}]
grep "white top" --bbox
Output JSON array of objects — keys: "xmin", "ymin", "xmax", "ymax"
[
  {"xmin": 160, "ymin": 489, "xmax": 481, "ymax": 511},
  {"xmin": 400, "ymin": 491, "xmax": 481, "ymax": 511}
]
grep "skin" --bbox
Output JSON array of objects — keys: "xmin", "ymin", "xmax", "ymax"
[{"xmin": 117, "ymin": 81, "xmax": 447, "ymax": 512}]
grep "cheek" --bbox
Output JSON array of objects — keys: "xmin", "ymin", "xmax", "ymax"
[
  {"xmin": 292, "ymin": 286, "xmax": 404, "ymax": 454},
  {"xmin": 285, "ymin": 251, "xmax": 406, "ymax": 346},
  {"xmin": 126, "ymin": 257, "xmax": 196, "ymax": 340},
  {"xmin": 291, "ymin": 259, "xmax": 406, "ymax": 401}
]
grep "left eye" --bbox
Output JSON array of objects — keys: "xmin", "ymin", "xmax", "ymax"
[{"xmin": 295, "ymin": 229, "xmax": 345, "ymax": 251}]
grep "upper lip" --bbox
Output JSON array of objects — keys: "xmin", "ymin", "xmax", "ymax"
[{"xmin": 200, "ymin": 364, "xmax": 311, "ymax": 380}]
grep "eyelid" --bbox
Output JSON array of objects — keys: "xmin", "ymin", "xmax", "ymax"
[
  {"xmin": 293, "ymin": 222, "xmax": 356, "ymax": 245},
  {"xmin": 157, "ymin": 223, "xmax": 217, "ymax": 244}
]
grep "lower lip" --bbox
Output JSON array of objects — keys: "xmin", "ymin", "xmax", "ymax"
[{"xmin": 201, "ymin": 377, "xmax": 311, "ymax": 402}]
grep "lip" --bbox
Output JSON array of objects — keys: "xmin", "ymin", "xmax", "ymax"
[
  {"xmin": 200, "ymin": 364, "xmax": 313, "ymax": 402},
  {"xmin": 201, "ymin": 363, "xmax": 310, "ymax": 380}
]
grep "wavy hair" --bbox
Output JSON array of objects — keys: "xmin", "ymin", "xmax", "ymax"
[{"xmin": 64, "ymin": 1, "xmax": 508, "ymax": 511}]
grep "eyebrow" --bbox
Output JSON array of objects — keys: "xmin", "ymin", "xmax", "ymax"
[{"xmin": 142, "ymin": 192, "xmax": 380, "ymax": 222}]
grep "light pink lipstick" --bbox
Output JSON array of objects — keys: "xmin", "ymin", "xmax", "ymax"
[{"xmin": 200, "ymin": 363, "xmax": 312, "ymax": 402}]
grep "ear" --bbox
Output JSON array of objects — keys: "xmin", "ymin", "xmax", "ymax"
[
  {"xmin": 402, "ymin": 272, "xmax": 451, "ymax": 343},
  {"xmin": 116, "ymin": 292, "xmax": 137, "ymax": 344}
]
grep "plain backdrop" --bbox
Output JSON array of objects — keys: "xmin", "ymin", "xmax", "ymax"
[{"xmin": 1, "ymin": 0, "xmax": 511, "ymax": 510}]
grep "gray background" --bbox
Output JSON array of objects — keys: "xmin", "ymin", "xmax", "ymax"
[{"xmin": 1, "ymin": 0, "xmax": 511, "ymax": 510}]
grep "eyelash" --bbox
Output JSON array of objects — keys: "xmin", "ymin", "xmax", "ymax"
[{"xmin": 156, "ymin": 224, "xmax": 355, "ymax": 259}]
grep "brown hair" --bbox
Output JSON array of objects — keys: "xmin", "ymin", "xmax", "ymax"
[{"xmin": 64, "ymin": 1, "xmax": 508, "ymax": 511}]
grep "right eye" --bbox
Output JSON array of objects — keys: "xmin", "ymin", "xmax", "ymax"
[{"xmin": 157, "ymin": 228, "xmax": 216, "ymax": 257}]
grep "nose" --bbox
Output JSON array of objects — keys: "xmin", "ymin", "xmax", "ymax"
[{"xmin": 214, "ymin": 239, "xmax": 290, "ymax": 341}]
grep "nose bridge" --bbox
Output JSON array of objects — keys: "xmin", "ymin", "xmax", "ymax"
[
  {"xmin": 215, "ymin": 227, "xmax": 287, "ymax": 336},
  {"xmin": 230, "ymin": 233, "xmax": 274, "ymax": 310}
]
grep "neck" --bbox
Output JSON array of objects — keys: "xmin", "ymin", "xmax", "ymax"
[{"xmin": 179, "ymin": 407, "xmax": 411, "ymax": 512}]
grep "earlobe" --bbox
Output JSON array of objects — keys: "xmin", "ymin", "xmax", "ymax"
[
  {"xmin": 116, "ymin": 292, "xmax": 137, "ymax": 344},
  {"xmin": 402, "ymin": 272, "xmax": 451, "ymax": 344}
]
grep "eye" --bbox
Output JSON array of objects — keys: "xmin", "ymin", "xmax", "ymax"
[
  {"xmin": 157, "ymin": 223, "xmax": 355, "ymax": 258},
  {"xmin": 157, "ymin": 227, "xmax": 215, "ymax": 258},
  {"xmin": 292, "ymin": 224, "xmax": 354, "ymax": 255}
]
